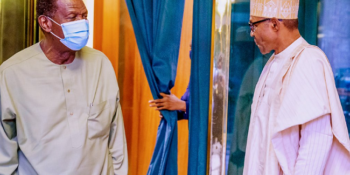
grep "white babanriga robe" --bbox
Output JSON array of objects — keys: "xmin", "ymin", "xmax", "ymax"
[
  {"xmin": 244, "ymin": 37, "xmax": 350, "ymax": 175},
  {"xmin": 0, "ymin": 43, "xmax": 128, "ymax": 174}
]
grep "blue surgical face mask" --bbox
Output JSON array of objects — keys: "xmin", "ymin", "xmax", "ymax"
[{"xmin": 47, "ymin": 16, "xmax": 89, "ymax": 51}]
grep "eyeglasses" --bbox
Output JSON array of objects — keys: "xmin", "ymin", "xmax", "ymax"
[{"xmin": 248, "ymin": 18, "xmax": 271, "ymax": 32}]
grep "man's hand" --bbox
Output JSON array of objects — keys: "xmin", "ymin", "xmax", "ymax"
[{"xmin": 149, "ymin": 93, "xmax": 186, "ymax": 112}]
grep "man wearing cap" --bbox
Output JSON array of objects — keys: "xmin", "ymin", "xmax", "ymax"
[
  {"xmin": 244, "ymin": 0, "xmax": 350, "ymax": 174},
  {"xmin": 0, "ymin": 0, "xmax": 128, "ymax": 174}
]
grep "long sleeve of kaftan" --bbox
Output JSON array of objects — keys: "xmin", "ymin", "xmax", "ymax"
[
  {"xmin": 294, "ymin": 114, "xmax": 333, "ymax": 175},
  {"xmin": 0, "ymin": 76, "xmax": 18, "ymax": 175},
  {"xmin": 109, "ymin": 99, "xmax": 128, "ymax": 175},
  {"xmin": 177, "ymin": 83, "xmax": 190, "ymax": 120}
]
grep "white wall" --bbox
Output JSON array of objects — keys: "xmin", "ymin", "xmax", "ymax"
[{"xmin": 83, "ymin": 0, "xmax": 94, "ymax": 48}]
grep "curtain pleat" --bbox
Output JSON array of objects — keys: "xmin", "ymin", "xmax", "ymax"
[
  {"xmin": 188, "ymin": 0, "xmax": 213, "ymax": 174},
  {"xmin": 125, "ymin": 0, "xmax": 185, "ymax": 174}
]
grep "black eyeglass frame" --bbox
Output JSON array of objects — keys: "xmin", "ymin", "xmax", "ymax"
[
  {"xmin": 248, "ymin": 18, "xmax": 271, "ymax": 32},
  {"xmin": 248, "ymin": 18, "xmax": 283, "ymax": 32}
]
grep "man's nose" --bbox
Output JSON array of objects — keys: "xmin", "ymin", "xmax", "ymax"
[{"xmin": 250, "ymin": 30, "xmax": 254, "ymax": 37}]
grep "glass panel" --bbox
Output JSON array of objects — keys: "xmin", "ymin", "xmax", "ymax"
[
  {"xmin": 318, "ymin": 0, "xmax": 350, "ymax": 135},
  {"xmin": 225, "ymin": 1, "xmax": 271, "ymax": 174},
  {"xmin": 209, "ymin": 0, "xmax": 232, "ymax": 174}
]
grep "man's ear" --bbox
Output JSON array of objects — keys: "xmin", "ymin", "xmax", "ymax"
[
  {"xmin": 38, "ymin": 16, "xmax": 52, "ymax": 33},
  {"xmin": 270, "ymin": 17, "xmax": 280, "ymax": 32}
]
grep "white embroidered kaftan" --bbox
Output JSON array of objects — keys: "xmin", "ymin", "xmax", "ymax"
[{"xmin": 244, "ymin": 37, "xmax": 350, "ymax": 175}]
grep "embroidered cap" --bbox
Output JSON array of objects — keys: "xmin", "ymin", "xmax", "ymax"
[{"xmin": 250, "ymin": 0, "xmax": 299, "ymax": 19}]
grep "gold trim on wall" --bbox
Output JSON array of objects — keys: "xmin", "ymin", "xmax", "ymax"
[
  {"xmin": 0, "ymin": 0, "xmax": 3, "ymax": 60},
  {"xmin": 0, "ymin": 0, "xmax": 38, "ymax": 63},
  {"xmin": 207, "ymin": 0, "xmax": 216, "ymax": 173},
  {"xmin": 25, "ymin": 0, "xmax": 35, "ymax": 46}
]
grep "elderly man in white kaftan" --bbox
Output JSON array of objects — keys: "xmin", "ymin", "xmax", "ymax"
[
  {"xmin": 0, "ymin": 0, "xmax": 128, "ymax": 174},
  {"xmin": 244, "ymin": 0, "xmax": 350, "ymax": 174}
]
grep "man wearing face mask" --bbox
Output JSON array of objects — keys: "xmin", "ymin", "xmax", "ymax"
[
  {"xmin": 244, "ymin": 0, "xmax": 350, "ymax": 174},
  {"xmin": 0, "ymin": 0, "xmax": 128, "ymax": 174}
]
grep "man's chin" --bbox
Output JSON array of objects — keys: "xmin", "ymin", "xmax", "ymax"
[
  {"xmin": 257, "ymin": 46, "xmax": 267, "ymax": 55},
  {"xmin": 254, "ymin": 43, "xmax": 269, "ymax": 54},
  {"xmin": 260, "ymin": 51, "xmax": 269, "ymax": 55}
]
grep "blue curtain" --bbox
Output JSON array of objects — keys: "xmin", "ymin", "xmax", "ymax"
[
  {"xmin": 298, "ymin": 0, "xmax": 318, "ymax": 45},
  {"xmin": 125, "ymin": 0, "xmax": 184, "ymax": 174},
  {"xmin": 188, "ymin": 0, "xmax": 213, "ymax": 174}
]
